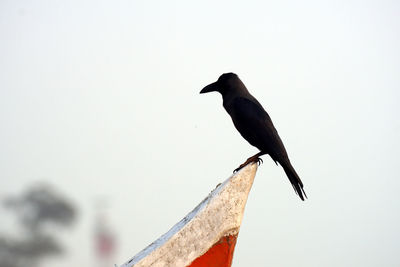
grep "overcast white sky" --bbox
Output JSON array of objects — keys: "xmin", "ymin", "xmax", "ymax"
[{"xmin": 1, "ymin": 0, "xmax": 400, "ymax": 266}]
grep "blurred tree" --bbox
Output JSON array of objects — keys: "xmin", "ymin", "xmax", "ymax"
[{"xmin": 0, "ymin": 184, "xmax": 77, "ymax": 267}]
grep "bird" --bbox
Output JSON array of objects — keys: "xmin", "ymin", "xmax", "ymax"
[{"xmin": 200, "ymin": 73, "xmax": 307, "ymax": 200}]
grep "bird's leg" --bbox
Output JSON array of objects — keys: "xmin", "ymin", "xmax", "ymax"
[{"xmin": 233, "ymin": 152, "xmax": 265, "ymax": 173}]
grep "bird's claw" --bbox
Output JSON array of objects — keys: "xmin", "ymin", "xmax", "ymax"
[
  {"xmin": 233, "ymin": 163, "xmax": 246, "ymax": 173},
  {"xmin": 233, "ymin": 157, "xmax": 262, "ymax": 173}
]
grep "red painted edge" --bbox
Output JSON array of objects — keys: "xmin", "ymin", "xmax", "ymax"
[{"xmin": 187, "ymin": 234, "xmax": 238, "ymax": 267}]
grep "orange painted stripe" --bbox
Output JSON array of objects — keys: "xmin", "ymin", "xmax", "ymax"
[{"xmin": 187, "ymin": 234, "xmax": 238, "ymax": 267}]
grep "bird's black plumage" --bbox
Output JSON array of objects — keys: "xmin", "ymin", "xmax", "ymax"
[{"xmin": 200, "ymin": 73, "xmax": 307, "ymax": 200}]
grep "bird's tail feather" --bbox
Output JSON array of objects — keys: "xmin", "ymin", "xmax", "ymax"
[{"xmin": 281, "ymin": 160, "xmax": 307, "ymax": 201}]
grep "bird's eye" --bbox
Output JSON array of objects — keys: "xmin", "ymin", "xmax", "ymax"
[{"xmin": 219, "ymin": 74, "xmax": 229, "ymax": 82}]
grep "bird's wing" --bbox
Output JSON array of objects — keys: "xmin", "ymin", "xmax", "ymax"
[{"xmin": 230, "ymin": 97, "xmax": 288, "ymax": 160}]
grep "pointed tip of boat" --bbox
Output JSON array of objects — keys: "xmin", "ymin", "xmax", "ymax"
[{"xmin": 120, "ymin": 163, "xmax": 258, "ymax": 267}]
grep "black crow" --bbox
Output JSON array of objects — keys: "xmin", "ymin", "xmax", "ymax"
[{"xmin": 200, "ymin": 73, "xmax": 307, "ymax": 200}]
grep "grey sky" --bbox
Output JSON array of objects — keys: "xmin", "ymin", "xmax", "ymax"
[{"xmin": 1, "ymin": 0, "xmax": 399, "ymax": 266}]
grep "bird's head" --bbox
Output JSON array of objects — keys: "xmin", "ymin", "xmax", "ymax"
[{"xmin": 200, "ymin": 73, "xmax": 243, "ymax": 96}]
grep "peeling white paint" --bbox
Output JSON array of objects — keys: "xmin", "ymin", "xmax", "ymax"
[{"xmin": 119, "ymin": 163, "xmax": 258, "ymax": 267}]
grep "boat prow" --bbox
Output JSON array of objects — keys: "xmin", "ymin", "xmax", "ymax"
[{"xmin": 119, "ymin": 163, "xmax": 258, "ymax": 267}]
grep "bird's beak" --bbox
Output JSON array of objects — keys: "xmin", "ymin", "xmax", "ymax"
[{"xmin": 200, "ymin": 82, "xmax": 218, "ymax": 94}]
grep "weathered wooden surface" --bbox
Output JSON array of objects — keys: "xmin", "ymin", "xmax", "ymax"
[{"xmin": 119, "ymin": 163, "xmax": 258, "ymax": 267}]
